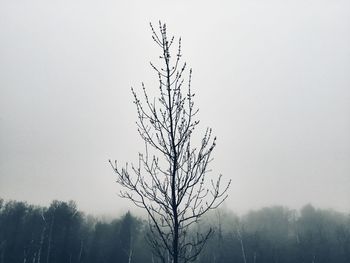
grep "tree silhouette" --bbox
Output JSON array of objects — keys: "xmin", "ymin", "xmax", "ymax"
[
  {"xmin": 119, "ymin": 212, "xmax": 135, "ymax": 263},
  {"xmin": 110, "ymin": 22, "xmax": 231, "ymax": 263}
]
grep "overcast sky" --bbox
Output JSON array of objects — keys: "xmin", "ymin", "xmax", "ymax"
[{"xmin": 1, "ymin": 0, "xmax": 349, "ymax": 216}]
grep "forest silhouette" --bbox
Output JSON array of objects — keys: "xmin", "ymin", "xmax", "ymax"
[{"xmin": 0, "ymin": 198, "xmax": 349, "ymax": 263}]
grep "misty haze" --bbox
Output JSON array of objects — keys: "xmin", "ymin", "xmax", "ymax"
[{"xmin": 0, "ymin": 1, "xmax": 349, "ymax": 263}]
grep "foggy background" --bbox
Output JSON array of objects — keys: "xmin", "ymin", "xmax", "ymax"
[{"xmin": 1, "ymin": 0, "xmax": 349, "ymax": 216}]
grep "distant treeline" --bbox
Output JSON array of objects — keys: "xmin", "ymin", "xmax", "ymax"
[{"xmin": 0, "ymin": 198, "xmax": 349, "ymax": 263}]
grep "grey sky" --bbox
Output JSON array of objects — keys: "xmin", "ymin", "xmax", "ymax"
[{"xmin": 1, "ymin": 0, "xmax": 349, "ymax": 216}]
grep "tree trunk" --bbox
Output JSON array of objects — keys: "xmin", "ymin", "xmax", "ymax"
[
  {"xmin": 23, "ymin": 248, "xmax": 27, "ymax": 263},
  {"xmin": 237, "ymin": 228, "xmax": 247, "ymax": 263},
  {"xmin": 32, "ymin": 252, "xmax": 37, "ymax": 263},
  {"xmin": 37, "ymin": 224, "xmax": 46, "ymax": 263},
  {"xmin": 78, "ymin": 240, "xmax": 83, "ymax": 263},
  {"xmin": 46, "ymin": 213, "xmax": 55, "ymax": 263},
  {"xmin": 128, "ymin": 248, "xmax": 133, "ymax": 263},
  {"xmin": 165, "ymin": 33, "xmax": 179, "ymax": 263}
]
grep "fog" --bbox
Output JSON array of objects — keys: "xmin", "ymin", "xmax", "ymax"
[{"xmin": 1, "ymin": 0, "xmax": 349, "ymax": 216}]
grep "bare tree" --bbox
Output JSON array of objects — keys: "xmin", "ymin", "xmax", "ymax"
[{"xmin": 110, "ymin": 22, "xmax": 231, "ymax": 263}]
